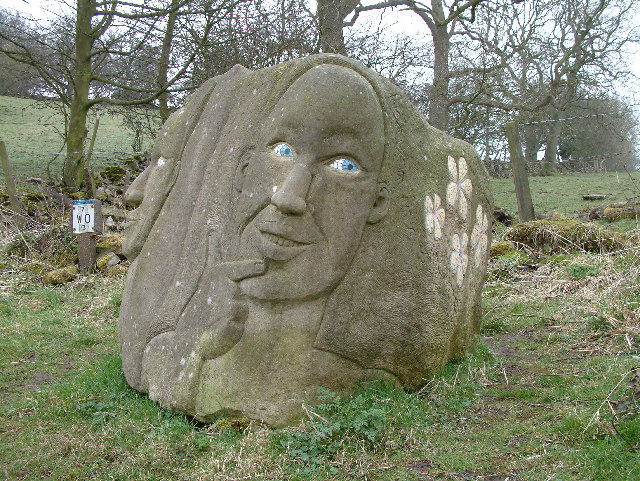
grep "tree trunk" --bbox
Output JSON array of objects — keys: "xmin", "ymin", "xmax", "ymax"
[
  {"xmin": 541, "ymin": 111, "xmax": 560, "ymax": 176},
  {"xmin": 523, "ymin": 127, "xmax": 541, "ymax": 174},
  {"xmin": 317, "ymin": 0, "xmax": 358, "ymax": 54},
  {"xmin": 158, "ymin": 0, "xmax": 179, "ymax": 122},
  {"xmin": 63, "ymin": 0, "xmax": 95, "ymax": 189},
  {"xmin": 427, "ymin": 1, "xmax": 450, "ymax": 131},
  {"xmin": 505, "ymin": 121, "xmax": 535, "ymax": 222}
]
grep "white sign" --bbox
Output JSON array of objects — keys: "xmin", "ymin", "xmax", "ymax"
[{"xmin": 72, "ymin": 203, "xmax": 95, "ymax": 233}]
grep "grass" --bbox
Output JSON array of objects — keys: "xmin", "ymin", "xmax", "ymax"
[
  {"xmin": 2, "ymin": 94, "xmax": 640, "ymax": 479},
  {"xmin": 0, "ymin": 95, "xmax": 158, "ymax": 185},
  {"xmin": 2, "ymin": 238, "xmax": 640, "ymax": 480},
  {"xmin": 492, "ymin": 171, "xmax": 640, "ymax": 220}
]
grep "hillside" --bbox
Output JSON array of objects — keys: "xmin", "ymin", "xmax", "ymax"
[
  {"xmin": 3, "ymin": 95, "xmax": 640, "ymax": 225},
  {"xmin": 0, "ymin": 95, "xmax": 159, "ymax": 184},
  {"xmin": 492, "ymin": 172, "xmax": 640, "ymax": 220},
  {"xmin": 2, "ymin": 94, "xmax": 640, "ymax": 480}
]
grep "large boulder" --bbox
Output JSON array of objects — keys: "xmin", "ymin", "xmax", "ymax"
[{"xmin": 118, "ymin": 55, "xmax": 492, "ymax": 426}]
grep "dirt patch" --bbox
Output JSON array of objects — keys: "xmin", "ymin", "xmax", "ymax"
[
  {"xmin": 484, "ymin": 332, "xmax": 538, "ymax": 361},
  {"xmin": 25, "ymin": 372, "xmax": 54, "ymax": 391},
  {"xmin": 407, "ymin": 460, "xmax": 434, "ymax": 473},
  {"xmin": 490, "ymin": 345, "xmax": 519, "ymax": 358}
]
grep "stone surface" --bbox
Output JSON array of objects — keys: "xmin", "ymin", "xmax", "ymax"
[
  {"xmin": 118, "ymin": 54, "xmax": 493, "ymax": 427},
  {"xmin": 97, "ymin": 252, "xmax": 121, "ymax": 270}
]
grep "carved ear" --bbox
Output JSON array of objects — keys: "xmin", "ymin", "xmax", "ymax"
[
  {"xmin": 233, "ymin": 150, "xmax": 253, "ymax": 193},
  {"xmin": 367, "ymin": 184, "xmax": 389, "ymax": 224}
]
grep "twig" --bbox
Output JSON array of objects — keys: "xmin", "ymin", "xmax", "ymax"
[
  {"xmin": 583, "ymin": 368, "xmax": 639, "ymax": 434},
  {"xmin": 301, "ymin": 403, "xmax": 328, "ymax": 423},
  {"xmin": 610, "ymin": 410, "xmax": 639, "ymax": 452}
]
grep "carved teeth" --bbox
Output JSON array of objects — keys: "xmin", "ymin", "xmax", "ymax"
[{"xmin": 262, "ymin": 231, "xmax": 304, "ymax": 247}]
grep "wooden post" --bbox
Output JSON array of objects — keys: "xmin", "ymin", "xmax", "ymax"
[
  {"xmin": 71, "ymin": 200, "xmax": 102, "ymax": 275},
  {"xmin": 505, "ymin": 121, "xmax": 535, "ymax": 222},
  {"xmin": 83, "ymin": 112, "xmax": 100, "ymax": 198},
  {"xmin": 77, "ymin": 233, "xmax": 97, "ymax": 274},
  {"xmin": 0, "ymin": 141, "xmax": 25, "ymax": 219}
]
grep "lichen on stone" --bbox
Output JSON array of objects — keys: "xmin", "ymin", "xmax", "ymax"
[{"xmin": 96, "ymin": 234, "xmax": 124, "ymax": 252}]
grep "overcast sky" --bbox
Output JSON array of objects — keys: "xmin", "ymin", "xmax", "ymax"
[{"xmin": 6, "ymin": 0, "xmax": 640, "ymax": 114}]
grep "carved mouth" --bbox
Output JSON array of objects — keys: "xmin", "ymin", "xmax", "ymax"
[
  {"xmin": 257, "ymin": 229, "xmax": 312, "ymax": 261},
  {"xmin": 261, "ymin": 231, "xmax": 308, "ymax": 248},
  {"xmin": 123, "ymin": 209, "xmax": 141, "ymax": 230}
]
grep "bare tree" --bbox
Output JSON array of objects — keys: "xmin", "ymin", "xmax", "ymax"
[
  {"xmin": 399, "ymin": 0, "xmax": 486, "ymax": 130},
  {"xmin": 557, "ymin": 97, "xmax": 638, "ymax": 172},
  {"xmin": 0, "ymin": 0, "xmax": 246, "ymax": 189},
  {"xmin": 316, "ymin": 0, "xmax": 360, "ymax": 53},
  {"xmin": 188, "ymin": 0, "xmax": 316, "ymax": 83},
  {"xmin": 457, "ymin": 0, "xmax": 638, "ymax": 174},
  {"xmin": 0, "ymin": 11, "xmax": 42, "ymax": 97}
]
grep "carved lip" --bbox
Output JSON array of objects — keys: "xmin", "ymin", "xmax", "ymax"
[
  {"xmin": 260, "ymin": 230, "xmax": 309, "ymax": 247},
  {"xmin": 252, "ymin": 209, "xmax": 323, "ymax": 261},
  {"xmin": 257, "ymin": 213, "xmax": 324, "ymax": 245},
  {"xmin": 256, "ymin": 229, "xmax": 313, "ymax": 261},
  {"xmin": 122, "ymin": 208, "xmax": 141, "ymax": 230}
]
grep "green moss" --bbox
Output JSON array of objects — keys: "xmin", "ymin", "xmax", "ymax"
[
  {"xmin": 96, "ymin": 234, "xmax": 124, "ymax": 252},
  {"xmin": 489, "ymin": 240, "xmax": 516, "ymax": 258},
  {"xmin": 99, "ymin": 165, "xmax": 127, "ymax": 183},
  {"xmin": 604, "ymin": 205, "xmax": 639, "ymax": 222},
  {"xmin": 95, "ymin": 190, "xmax": 109, "ymax": 201},
  {"xmin": 42, "ymin": 266, "xmax": 79, "ymax": 285},
  {"xmin": 66, "ymin": 190, "xmax": 88, "ymax": 201},
  {"xmin": 96, "ymin": 254, "xmax": 112, "ymax": 270},
  {"xmin": 19, "ymin": 189, "xmax": 46, "ymax": 203},
  {"xmin": 97, "ymin": 252, "xmax": 122, "ymax": 271}
]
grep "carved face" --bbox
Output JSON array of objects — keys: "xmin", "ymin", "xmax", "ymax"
[
  {"xmin": 225, "ymin": 64, "xmax": 388, "ymax": 300},
  {"xmin": 122, "ymin": 155, "xmax": 178, "ymax": 260}
]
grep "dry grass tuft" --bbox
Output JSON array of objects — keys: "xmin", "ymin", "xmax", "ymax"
[
  {"xmin": 503, "ymin": 218, "xmax": 630, "ymax": 254},
  {"xmin": 486, "ymin": 251, "xmax": 640, "ymax": 356}
]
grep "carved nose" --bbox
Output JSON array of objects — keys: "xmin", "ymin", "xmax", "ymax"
[
  {"xmin": 124, "ymin": 186, "xmax": 144, "ymax": 208},
  {"xmin": 270, "ymin": 163, "xmax": 311, "ymax": 215},
  {"xmin": 124, "ymin": 168, "xmax": 150, "ymax": 208}
]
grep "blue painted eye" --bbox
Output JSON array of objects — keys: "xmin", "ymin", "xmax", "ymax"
[
  {"xmin": 272, "ymin": 143, "xmax": 295, "ymax": 157},
  {"xmin": 328, "ymin": 158, "xmax": 360, "ymax": 173}
]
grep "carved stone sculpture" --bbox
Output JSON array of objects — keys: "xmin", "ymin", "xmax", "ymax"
[{"xmin": 119, "ymin": 54, "xmax": 492, "ymax": 427}]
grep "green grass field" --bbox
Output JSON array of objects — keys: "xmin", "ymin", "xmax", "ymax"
[
  {"xmin": 0, "ymin": 95, "xmax": 158, "ymax": 184},
  {"xmin": 1, "ymin": 251, "xmax": 638, "ymax": 480},
  {"xmin": 492, "ymin": 171, "xmax": 640, "ymax": 219},
  {"xmin": 2, "ymin": 94, "xmax": 640, "ymax": 480}
]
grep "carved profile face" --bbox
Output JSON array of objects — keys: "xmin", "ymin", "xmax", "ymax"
[
  {"xmin": 122, "ymin": 155, "xmax": 179, "ymax": 260},
  {"xmin": 225, "ymin": 64, "xmax": 388, "ymax": 300}
]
